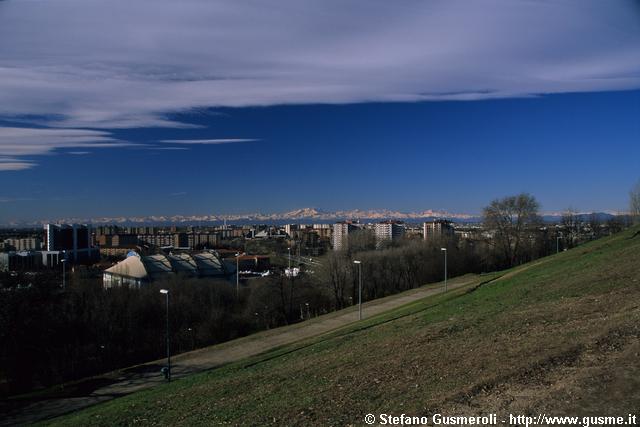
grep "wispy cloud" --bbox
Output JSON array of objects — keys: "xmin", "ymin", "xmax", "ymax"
[
  {"xmin": 0, "ymin": 127, "xmax": 145, "ymax": 171},
  {"xmin": 139, "ymin": 146, "xmax": 191, "ymax": 151},
  {"xmin": 0, "ymin": 0, "xmax": 637, "ymax": 131},
  {"xmin": 170, "ymin": 191, "xmax": 187, "ymax": 197},
  {"xmin": 0, "ymin": 196, "xmax": 35, "ymax": 202},
  {"xmin": 160, "ymin": 139, "xmax": 258, "ymax": 145},
  {"xmin": 0, "ymin": 127, "xmax": 138, "ymax": 157},
  {"xmin": 0, "ymin": 156, "xmax": 36, "ymax": 171},
  {"xmin": 0, "ymin": 127, "xmax": 255, "ymax": 170},
  {"xmin": 0, "ymin": 162, "xmax": 37, "ymax": 171}
]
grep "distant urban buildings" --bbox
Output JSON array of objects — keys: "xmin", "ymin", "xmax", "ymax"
[
  {"xmin": 252, "ymin": 228, "xmax": 287, "ymax": 239},
  {"xmin": 97, "ymin": 230, "xmax": 221, "ymax": 257},
  {"xmin": 96, "ymin": 233, "xmax": 139, "ymax": 258},
  {"xmin": 97, "ymin": 234, "xmax": 138, "ymax": 247},
  {"xmin": 312, "ymin": 224, "xmax": 332, "ymax": 240},
  {"xmin": 188, "ymin": 233, "xmax": 219, "ymax": 249},
  {"xmin": 423, "ymin": 220, "xmax": 454, "ymax": 241},
  {"xmin": 0, "ymin": 217, "xmax": 470, "ymax": 275},
  {"xmin": 282, "ymin": 224, "xmax": 331, "ymax": 255},
  {"xmin": 137, "ymin": 234, "xmax": 175, "ymax": 248},
  {"xmin": 3, "ymin": 237, "xmax": 41, "ymax": 251},
  {"xmin": 1, "ymin": 224, "xmax": 99, "ymax": 271},
  {"xmin": 0, "ymin": 251, "xmax": 42, "ymax": 272}
]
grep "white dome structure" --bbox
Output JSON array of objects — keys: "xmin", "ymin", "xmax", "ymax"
[{"xmin": 103, "ymin": 250, "xmax": 230, "ymax": 288}]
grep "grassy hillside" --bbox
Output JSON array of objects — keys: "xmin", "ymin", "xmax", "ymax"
[{"xmin": 44, "ymin": 227, "xmax": 640, "ymax": 426}]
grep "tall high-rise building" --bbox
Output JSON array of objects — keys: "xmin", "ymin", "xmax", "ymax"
[
  {"xmin": 374, "ymin": 221, "xmax": 405, "ymax": 247},
  {"xmin": 284, "ymin": 224, "xmax": 299, "ymax": 237},
  {"xmin": 43, "ymin": 224, "xmax": 98, "ymax": 263},
  {"xmin": 423, "ymin": 220, "xmax": 454, "ymax": 240},
  {"xmin": 332, "ymin": 221, "xmax": 359, "ymax": 250}
]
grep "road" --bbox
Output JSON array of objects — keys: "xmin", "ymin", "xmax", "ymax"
[{"xmin": 1, "ymin": 275, "xmax": 481, "ymax": 426}]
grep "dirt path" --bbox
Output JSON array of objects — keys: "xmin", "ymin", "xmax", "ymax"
[{"xmin": 1, "ymin": 275, "xmax": 483, "ymax": 426}]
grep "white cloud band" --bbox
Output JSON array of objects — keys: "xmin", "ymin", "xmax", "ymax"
[{"xmin": 0, "ymin": 0, "xmax": 638, "ymax": 132}]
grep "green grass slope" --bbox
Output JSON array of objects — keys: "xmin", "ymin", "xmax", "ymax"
[{"xmin": 44, "ymin": 227, "xmax": 640, "ymax": 426}]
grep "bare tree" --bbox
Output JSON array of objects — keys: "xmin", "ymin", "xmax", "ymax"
[
  {"xmin": 322, "ymin": 251, "xmax": 351, "ymax": 309},
  {"xmin": 561, "ymin": 207, "xmax": 580, "ymax": 248},
  {"xmin": 346, "ymin": 229, "xmax": 376, "ymax": 253},
  {"xmin": 482, "ymin": 193, "xmax": 542, "ymax": 267},
  {"xmin": 587, "ymin": 212, "xmax": 601, "ymax": 238},
  {"xmin": 630, "ymin": 180, "xmax": 640, "ymax": 224}
]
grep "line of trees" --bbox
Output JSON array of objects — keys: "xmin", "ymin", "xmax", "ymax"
[
  {"xmin": 321, "ymin": 237, "xmax": 481, "ymax": 310},
  {"xmin": 482, "ymin": 193, "xmax": 635, "ymax": 269}
]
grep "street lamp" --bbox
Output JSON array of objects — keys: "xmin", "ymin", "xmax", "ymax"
[
  {"xmin": 556, "ymin": 234, "xmax": 563, "ymax": 254},
  {"xmin": 353, "ymin": 260, "xmax": 362, "ymax": 320},
  {"xmin": 159, "ymin": 289, "xmax": 171, "ymax": 381},
  {"xmin": 187, "ymin": 327, "xmax": 195, "ymax": 351},
  {"xmin": 235, "ymin": 252, "xmax": 241, "ymax": 298},
  {"xmin": 287, "ymin": 247, "xmax": 291, "ymax": 270},
  {"xmin": 61, "ymin": 258, "xmax": 67, "ymax": 290},
  {"xmin": 441, "ymin": 248, "xmax": 447, "ymax": 292}
]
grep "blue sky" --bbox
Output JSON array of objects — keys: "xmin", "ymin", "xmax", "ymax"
[{"xmin": 1, "ymin": 1, "xmax": 639, "ymax": 223}]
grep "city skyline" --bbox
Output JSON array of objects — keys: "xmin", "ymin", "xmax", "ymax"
[{"xmin": 1, "ymin": 1, "xmax": 639, "ymax": 223}]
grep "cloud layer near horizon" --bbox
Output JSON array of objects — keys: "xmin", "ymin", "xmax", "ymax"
[
  {"xmin": 0, "ymin": 0, "xmax": 639, "ymax": 168},
  {"xmin": 2, "ymin": 0, "xmax": 640, "ymax": 126}
]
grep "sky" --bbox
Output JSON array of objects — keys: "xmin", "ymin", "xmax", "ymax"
[{"xmin": 0, "ymin": 0, "xmax": 639, "ymax": 223}]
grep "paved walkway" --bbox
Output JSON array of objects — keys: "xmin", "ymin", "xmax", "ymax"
[{"xmin": 1, "ymin": 275, "xmax": 483, "ymax": 425}]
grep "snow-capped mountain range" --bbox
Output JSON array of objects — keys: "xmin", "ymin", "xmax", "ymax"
[
  {"xmin": 6, "ymin": 207, "xmax": 478, "ymax": 226},
  {"xmin": 3, "ymin": 207, "xmax": 623, "ymax": 227}
]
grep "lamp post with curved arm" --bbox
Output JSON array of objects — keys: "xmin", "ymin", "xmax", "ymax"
[
  {"xmin": 160, "ymin": 289, "xmax": 171, "ymax": 381},
  {"xmin": 235, "ymin": 252, "xmax": 240, "ymax": 298},
  {"xmin": 441, "ymin": 248, "xmax": 447, "ymax": 292},
  {"xmin": 353, "ymin": 260, "xmax": 362, "ymax": 320}
]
